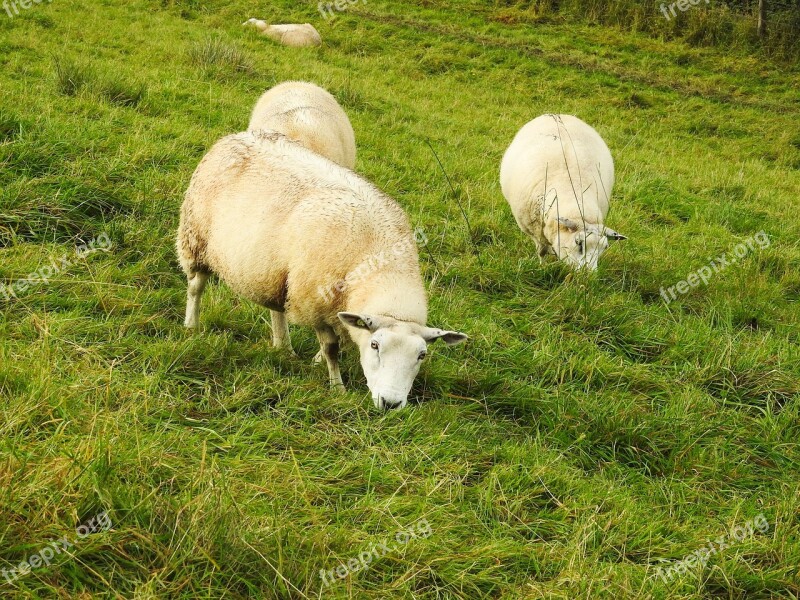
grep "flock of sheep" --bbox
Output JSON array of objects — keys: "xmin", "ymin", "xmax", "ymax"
[{"xmin": 177, "ymin": 71, "xmax": 627, "ymax": 410}]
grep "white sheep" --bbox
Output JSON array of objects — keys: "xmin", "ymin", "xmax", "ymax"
[
  {"xmin": 500, "ymin": 114, "xmax": 626, "ymax": 270},
  {"xmin": 242, "ymin": 19, "xmax": 322, "ymax": 47},
  {"xmin": 248, "ymin": 81, "xmax": 356, "ymax": 169},
  {"xmin": 177, "ymin": 130, "xmax": 467, "ymax": 410}
]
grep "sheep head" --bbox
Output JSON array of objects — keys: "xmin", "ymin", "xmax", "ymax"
[
  {"xmin": 550, "ymin": 218, "xmax": 626, "ymax": 271},
  {"xmin": 339, "ymin": 313, "xmax": 467, "ymax": 410}
]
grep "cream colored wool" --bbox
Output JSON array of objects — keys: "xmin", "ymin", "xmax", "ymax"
[
  {"xmin": 243, "ymin": 19, "xmax": 322, "ymax": 47},
  {"xmin": 248, "ymin": 81, "xmax": 356, "ymax": 169},
  {"xmin": 500, "ymin": 114, "xmax": 625, "ymax": 270}
]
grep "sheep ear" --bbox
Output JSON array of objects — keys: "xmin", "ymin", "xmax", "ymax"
[
  {"xmin": 557, "ymin": 217, "xmax": 579, "ymax": 232},
  {"xmin": 338, "ymin": 312, "xmax": 379, "ymax": 332},
  {"xmin": 604, "ymin": 228, "xmax": 627, "ymax": 241},
  {"xmin": 420, "ymin": 327, "xmax": 468, "ymax": 346}
]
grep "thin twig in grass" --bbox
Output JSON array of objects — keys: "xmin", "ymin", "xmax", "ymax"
[
  {"xmin": 420, "ymin": 235, "xmax": 441, "ymax": 275},
  {"xmin": 425, "ymin": 141, "xmax": 474, "ymax": 243},
  {"xmin": 552, "ymin": 114, "xmax": 585, "ymax": 224},
  {"xmin": 552, "ymin": 114, "xmax": 594, "ymax": 297},
  {"xmin": 0, "ymin": 280, "xmax": 134, "ymax": 287},
  {"xmin": 425, "ymin": 140, "xmax": 483, "ymax": 270},
  {"xmin": 241, "ymin": 539, "xmax": 311, "ymax": 599}
]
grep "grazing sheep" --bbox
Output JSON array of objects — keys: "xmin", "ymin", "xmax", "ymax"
[
  {"xmin": 248, "ymin": 81, "xmax": 356, "ymax": 169},
  {"xmin": 242, "ymin": 19, "xmax": 322, "ymax": 47},
  {"xmin": 177, "ymin": 130, "xmax": 467, "ymax": 410},
  {"xmin": 500, "ymin": 114, "xmax": 626, "ymax": 270}
]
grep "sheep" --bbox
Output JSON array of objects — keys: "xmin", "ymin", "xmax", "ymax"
[
  {"xmin": 242, "ymin": 19, "xmax": 322, "ymax": 48},
  {"xmin": 248, "ymin": 81, "xmax": 356, "ymax": 170},
  {"xmin": 177, "ymin": 130, "xmax": 467, "ymax": 410},
  {"xmin": 500, "ymin": 114, "xmax": 626, "ymax": 270}
]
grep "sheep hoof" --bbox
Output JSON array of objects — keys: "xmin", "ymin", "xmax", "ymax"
[
  {"xmin": 276, "ymin": 342, "xmax": 296, "ymax": 355},
  {"xmin": 538, "ymin": 251, "xmax": 557, "ymax": 265},
  {"xmin": 331, "ymin": 382, "xmax": 345, "ymax": 392}
]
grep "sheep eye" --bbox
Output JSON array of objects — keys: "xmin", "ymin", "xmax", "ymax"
[
  {"xmin": 370, "ymin": 340, "xmax": 379, "ymax": 351},
  {"xmin": 418, "ymin": 352, "xmax": 427, "ymax": 361}
]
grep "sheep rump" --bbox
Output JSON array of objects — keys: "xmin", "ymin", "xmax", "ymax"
[{"xmin": 248, "ymin": 81, "xmax": 356, "ymax": 169}]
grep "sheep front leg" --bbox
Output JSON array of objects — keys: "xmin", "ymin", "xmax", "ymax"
[
  {"xmin": 270, "ymin": 310, "xmax": 294, "ymax": 353},
  {"xmin": 535, "ymin": 240, "xmax": 554, "ymax": 264},
  {"xmin": 184, "ymin": 271, "xmax": 209, "ymax": 329},
  {"xmin": 314, "ymin": 325, "xmax": 345, "ymax": 391}
]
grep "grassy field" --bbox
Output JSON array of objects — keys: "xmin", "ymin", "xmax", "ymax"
[{"xmin": 1, "ymin": 0, "xmax": 799, "ymax": 598}]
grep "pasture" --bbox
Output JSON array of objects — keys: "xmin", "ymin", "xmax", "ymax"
[{"xmin": 0, "ymin": 0, "xmax": 799, "ymax": 597}]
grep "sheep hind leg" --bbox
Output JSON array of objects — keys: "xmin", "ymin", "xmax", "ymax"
[
  {"xmin": 314, "ymin": 325, "xmax": 345, "ymax": 391},
  {"xmin": 184, "ymin": 271, "xmax": 209, "ymax": 329},
  {"xmin": 270, "ymin": 310, "xmax": 295, "ymax": 354}
]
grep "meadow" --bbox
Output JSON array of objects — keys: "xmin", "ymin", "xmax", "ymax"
[{"xmin": 0, "ymin": 0, "xmax": 799, "ymax": 597}]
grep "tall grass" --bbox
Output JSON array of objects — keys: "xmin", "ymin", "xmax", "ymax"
[
  {"xmin": 492, "ymin": 0, "xmax": 800, "ymax": 60},
  {"xmin": 53, "ymin": 57, "xmax": 147, "ymax": 107},
  {"xmin": 187, "ymin": 37, "xmax": 255, "ymax": 78},
  {"xmin": 53, "ymin": 56, "xmax": 94, "ymax": 97}
]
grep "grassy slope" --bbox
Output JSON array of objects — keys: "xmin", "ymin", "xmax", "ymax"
[{"xmin": 1, "ymin": 0, "xmax": 799, "ymax": 597}]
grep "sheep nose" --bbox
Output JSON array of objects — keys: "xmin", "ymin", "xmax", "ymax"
[{"xmin": 380, "ymin": 397, "xmax": 402, "ymax": 410}]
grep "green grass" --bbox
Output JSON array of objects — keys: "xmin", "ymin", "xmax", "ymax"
[{"xmin": 1, "ymin": 0, "xmax": 799, "ymax": 598}]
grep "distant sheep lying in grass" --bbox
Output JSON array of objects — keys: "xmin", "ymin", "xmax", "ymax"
[
  {"xmin": 177, "ymin": 130, "xmax": 467, "ymax": 410},
  {"xmin": 248, "ymin": 81, "xmax": 356, "ymax": 169},
  {"xmin": 242, "ymin": 19, "xmax": 322, "ymax": 47},
  {"xmin": 500, "ymin": 114, "xmax": 626, "ymax": 270}
]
